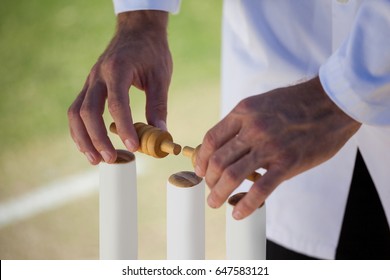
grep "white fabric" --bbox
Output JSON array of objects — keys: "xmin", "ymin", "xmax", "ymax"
[
  {"xmin": 112, "ymin": 0, "xmax": 181, "ymax": 14},
  {"xmin": 221, "ymin": 0, "xmax": 390, "ymax": 259},
  {"xmin": 113, "ymin": 0, "xmax": 390, "ymax": 259},
  {"xmin": 320, "ymin": 1, "xmax": 390, "ymax": 126}
]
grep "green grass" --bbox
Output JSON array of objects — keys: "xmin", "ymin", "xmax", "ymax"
[
  {"xmin": 0, "ymin": 0, "xmax": 114, "ymax": 148},
  {"xmin": 0, "ymin": 0, "xmax": 221, "ymax": 150},
  {"xmin": 0, "ymin": 0, "xmax": 224, "ymax": 259},
  {"xmin": 0, "ymin": 0, "xmax": 222, "ymax": 192}
]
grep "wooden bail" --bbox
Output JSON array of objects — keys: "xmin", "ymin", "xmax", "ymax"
[
  {"xmin": 182, "ymin": 144, "xmax": 262, "ymax": 182},
  {"xmin": 182, "ymin": 145, "xmax": 201, "ymax": 167},
  {"xmin": 109, "ymin": 122, "xmax": 182, "ymax": 158}
]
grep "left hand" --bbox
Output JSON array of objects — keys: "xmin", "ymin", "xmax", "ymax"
[
  {"xmin": 195, "ymin": 77, "xmax": 361, "ymax": 220},
  {"xmin": 67, "ymin": 11, "xmax": 172, "ymax": 165}
]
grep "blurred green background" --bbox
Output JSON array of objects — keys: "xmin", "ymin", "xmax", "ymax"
[{"xmin": 0, "ymin": 0, "xmax": 224, "ymax": 259}]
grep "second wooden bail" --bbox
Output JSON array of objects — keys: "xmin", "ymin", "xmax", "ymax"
[{"xmin": 182, "ymin": 145, "xmax": 201, "ymax": 167}]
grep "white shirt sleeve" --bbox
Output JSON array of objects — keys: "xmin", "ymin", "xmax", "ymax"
[
  {"xmin": 319, "ymin": 0, "xmax": 390, "ymax": 126},
  {"xmin": 112, "ymin": 0, "xmax": 181, "ymax": 15}
]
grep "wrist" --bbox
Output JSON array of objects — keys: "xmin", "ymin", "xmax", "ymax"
[
  {"xmin": 116, "ymin": 10, "xmax": 168, "ymax": 36},
  {"xmin": 311, "ymin": 76, "xmax": 361, "ymax": 133}
]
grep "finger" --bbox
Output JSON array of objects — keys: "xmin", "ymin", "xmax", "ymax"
[
  {"xmin": 106, "ymin": 78, "xmax": 139, "ymax": 152},
  {"xmin": 207, "ymin": 151, "xmax": 262, "ymax": 209},
  {"xmin": 68, "ymin": 81, "xmax": 102, "ymax": 165},
  {"xmin": 80, "ymin": 81, "xmax": 117, "ymax": 163},
  {"xmin": 145, "ymin": 72, "xmax": 169, "ymax": 131},
  {"xmin": 204, "ymin": 134, "xmax": 250, "ymax": 188},
  {"xmin": 196, "ymin": 117, "xmax": 241, "ymax": 177},
  {"xmin": 232, "ymin": 168, "xmax": 284, "ymax": 220}
]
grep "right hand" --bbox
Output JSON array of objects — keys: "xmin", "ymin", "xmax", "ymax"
[
  {"xmin": 68, "ymin": 11, "xmax": 172, "ymax": 164},
  {"xmin": 195, "ymin": 77, "xmax": 361, "ymax": 219}
]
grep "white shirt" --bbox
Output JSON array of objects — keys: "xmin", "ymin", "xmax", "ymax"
[{"xmin": 113, "ymin": 0, "xmax": 390, "ymax": 259}]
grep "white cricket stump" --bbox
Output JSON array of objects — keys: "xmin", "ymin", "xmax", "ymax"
[
  {"xmin": 99, "ymin": 150, "xmax": 138, "ymax": 260},
  {"xmin": 166, "ymin": 171, "xmax": 205, "ymax": 260},
  {"xmin": 226, "ymin": 192, "xmax": 266, "ymax": 260}
]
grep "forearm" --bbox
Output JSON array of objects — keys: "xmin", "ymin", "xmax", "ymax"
[
  {"xmin": 111, "ymin": 0, "xmax": 179, "ymax": 40},
  {"xmin": 116, "ymin": 10, "xmax": 169, "ymax": 35},
  {"xmin": 109, "ymin": 10, "xmax": 169, "ymax": 53}
]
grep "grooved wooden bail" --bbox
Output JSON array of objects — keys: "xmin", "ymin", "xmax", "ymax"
[
  {"xmin": 109, "ymin": 122, "xmax": 182, "ymax": 158},
  {"xmin": 182, "ymin": 144, "xmax": 262, "ymax": 183}
]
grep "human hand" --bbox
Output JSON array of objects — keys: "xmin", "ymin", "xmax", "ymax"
[
  {"xmin": 68, "ymin": 11, "xmax": 172, "ymax": 164},
  {"xmin": 196, "ymin": 77, "xmax": 361, "ymax": 219}
]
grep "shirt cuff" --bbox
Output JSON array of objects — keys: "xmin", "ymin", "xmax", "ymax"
[
  {"xmin": 319, "ymin": 55, "xmax": 365, "ymax": 124},
  {"xmin": 319, "ymin": 53, "xmax": 390, "ymax": 126},
  {"xmin": 113, "ymin": 0, "xmax": 181, "ymax": 15},
  {"xmin": 319, "ymin": 1, "xmax": 390, "ymax": 127}
]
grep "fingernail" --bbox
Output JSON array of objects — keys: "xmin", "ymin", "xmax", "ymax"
[
  {"xmin": 85, "ymin": 152, "xmax": 96, "ymax": 164},
  {"xmin": 101, "ymin": 151, "xmax": 112, "ymax": 163},
  {"xmin": 233, "ymin": 210, "xmax": 243, "ymax": 220},
  {"xmin": 125, "ymin": 139, "xmax": 137, "ymax": 152}
]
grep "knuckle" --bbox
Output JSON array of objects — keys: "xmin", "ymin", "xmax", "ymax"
[
  {"xmin": 205, "ymin": 177, "xmax": 213, "ymax": 188},
  {"xmin": 205, "ymin": 176, "xmax": 216, "ymax": 189},
  {"xmin": 150, "ymin": 65, "xmax": 172, "ymax": 84},
  {"xmin": 149, "ymin": 101, "xmax": 167, "ymax": 114},
  {"xmin": 234, "ymin": 134, "xmax": 248, "ymax": 148},
  {"xmin": 146, "ymin": 101, "xmax": 167, "ymax": 123},
  {"xmin": 251, "ymin": 184, "xmax": 269, "ymax": 199},
  {"xmin": 102, "ymin": 56, "xmax": 124, "ymax": 75},
  {"xmin": 204, "ymin": 131, "xmax": 218, "ymax": 150},
  {"xmin": 79, "ymin": 103, "xmax": 93, "ymax": 120},
  {"xmin": 238, "ymin": 97, "xmax": 250, "ymax": 108},
  {"xmin": 101, "ymin": 57, "xmax": 118, "ymax": 71},
  {"xmin": 108, "ymin": 100, "xmax": 126, "ymax": 115},
  {"xmin": 239, "ymin": 199, "xmax": 256, "ymax": 216},
  {"xmin": 224, "ymin": 167, "xmax": 240, "ymax": 183},
  {"xmin": 67, "ymin": 104, "xmax": 79, "ymax": 121},
  {"xmin": 89, "ymin": 65, "xmax": 100, "ymax": 79},
  {"xmin": 210, "ymin": 188, "xmax": 224, "ymax": 204},
  {"xmin": 250, "ymin": 118, "xmax": 269, "ymax": 134},
  {"xmin": 236, "ymin": 97, "xmax": 254, "ymax": 112},
  {"xmin": 209, "ymin": 155, "xmax": 224, "ymax": 172}
]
